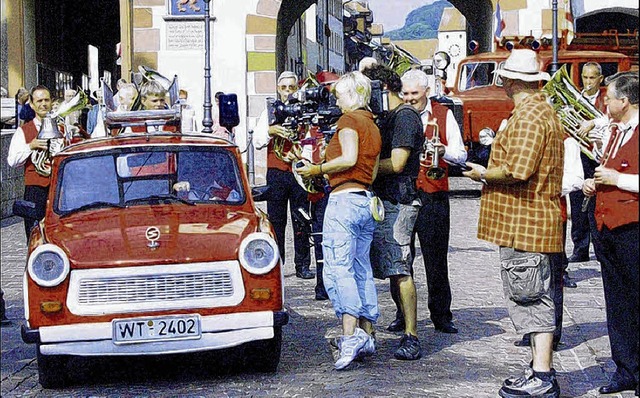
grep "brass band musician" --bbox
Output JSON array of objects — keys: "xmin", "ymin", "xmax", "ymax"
[
  {"xmin": 7, "ymin": 85, "xmax": 53, "ymax": 239},
  {"xmin": 253, "ymin": 71, "xmax": 313, "ymax": 279}
]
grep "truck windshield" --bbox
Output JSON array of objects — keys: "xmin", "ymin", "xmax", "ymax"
[
  {"xmin": 56, "ymin": 147, "xmax": 245, "ymax": 215},
  {"xmin": 458, "ymin": 62, "xmax": 497, "ymax": 91}
]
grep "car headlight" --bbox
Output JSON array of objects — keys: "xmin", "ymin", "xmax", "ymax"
[
  {"xmin": 239, "ymin": 233, "xmax": 279, "ymax": 275},
  {"xmin": 479, "ymin": 127, "xmax": 496, "ymax": 146},
  {"xmin": 27, "ymin": 244, "xmax": 70, "ymax": 287}
]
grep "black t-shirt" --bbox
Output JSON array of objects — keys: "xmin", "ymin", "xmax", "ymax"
[{"xmin": 373, "ymin": 104, "xmax": 425, "ymax": 203}]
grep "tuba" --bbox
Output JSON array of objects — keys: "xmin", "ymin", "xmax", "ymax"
[
  {"xmin": 543, "ymin": 65, "xmax": 606, "ymax": 161},
  {"xmin": 420, "ymin": 119, "xmax": 446, "ymax": 180}
]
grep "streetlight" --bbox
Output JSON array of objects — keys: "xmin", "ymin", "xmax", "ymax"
[{"xmin": 202, "ymin": 0, "xmax": 214, "ymax": 133}]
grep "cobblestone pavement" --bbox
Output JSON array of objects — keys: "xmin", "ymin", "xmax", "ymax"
[{"xmin": 1, "ymin": 179, "xmax": 634, "ymax": 397}]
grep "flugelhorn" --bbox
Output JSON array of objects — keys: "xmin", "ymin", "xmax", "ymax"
[
  {"xmin": 420, "ymin": 119, "xmax": 445, "ymax": 180},
  {"xmin": 543, "ymin": 65, "xmax": 605, "ymax": 161}
]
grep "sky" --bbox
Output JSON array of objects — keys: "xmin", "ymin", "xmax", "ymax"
[{"xmin": 366, "ymin": 0, "xmax": 439, "ymax": 32}]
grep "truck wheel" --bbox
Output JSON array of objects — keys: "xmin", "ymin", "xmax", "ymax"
[
  {"xmin": 242, "ymin": 327, "xmax": 282, "ymax": 373},
  {"xmin": 36, "ymin": 344, "xmax": 69, "ymax": 388}
]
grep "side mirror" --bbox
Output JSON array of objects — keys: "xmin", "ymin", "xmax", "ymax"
[
  {"xmin": 13, "ymin": 200, "xmax": 45, "ymax": 220},
  {"xmin": 251, "ymin": 185, "xmax": 270, "ymax": 202},
  {"xmin": 433, "ymin": 51, "xmax": 451, "ymax": 71}
]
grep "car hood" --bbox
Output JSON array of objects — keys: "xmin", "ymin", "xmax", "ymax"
[{"xmin": 46, "ymin": 206, "xmax": 259, "ymax": 268}]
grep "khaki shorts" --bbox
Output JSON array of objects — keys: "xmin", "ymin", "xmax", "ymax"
[
  {"xmin": 500, "ymin": 247, "xmax": 555, "ymax": 335},
  {"xmin": 371, "ymin": 200, "xmax": 420, "ymax": 279}
]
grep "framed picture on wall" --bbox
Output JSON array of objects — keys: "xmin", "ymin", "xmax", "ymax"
[{"xmin": 167, "ymin": 0, "xmax": 206, "ymax": 17}]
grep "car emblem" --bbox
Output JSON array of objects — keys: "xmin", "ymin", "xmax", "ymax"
[{"xmin": 145, "ymin": 226, "xmax": 161, "ymax": 249}]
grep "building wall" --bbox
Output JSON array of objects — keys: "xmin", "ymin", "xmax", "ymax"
[{"xmin": 0, "ymin": 130, "xmax": 24, "ymax": 219}]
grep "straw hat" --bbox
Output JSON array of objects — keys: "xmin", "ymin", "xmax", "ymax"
[{"xmin": 494, "ymin": 49, "xmax": 551, "ymax": 82}]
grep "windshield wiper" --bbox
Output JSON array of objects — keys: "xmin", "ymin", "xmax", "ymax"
[
  {"xmin": 125, "ymin": 194, "xmax": 196, "ymax": 206},
  {"xmin": 60, "ymin": 201, "xmax": 125, "ymax": 217}
]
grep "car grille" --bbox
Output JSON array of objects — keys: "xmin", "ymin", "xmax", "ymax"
[
  {"xmin": 77, "ymin": 271, "xmax": 234, "ymax": 304},
  {"xmin": 67, "ymin": 262, "xmax": 245, "ymax": 315}
]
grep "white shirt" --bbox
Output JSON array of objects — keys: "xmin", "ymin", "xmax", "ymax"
[
  {"xmin": 253, "ymin": 107, "xmax": 270, "ymax": 150},
  {"xmin": 420, "ymin": 101, "xmax": 467, "ymax": 165},
  {"xmin": 562, "ymin": 137, "xmax": 584, "ymax": 197},
  {"xmin": 7, "ymin": 118, "xmax": 42, "ymax": 168},
  {"xmin": 606, "ymin": 112, "xmax": 639, "ymax": 193}
]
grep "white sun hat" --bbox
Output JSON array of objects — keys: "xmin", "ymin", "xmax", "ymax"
[{"xmin": 494, "ymin": 49, "xmax": 551, "ymax": 82}]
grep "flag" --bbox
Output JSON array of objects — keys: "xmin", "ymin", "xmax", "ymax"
[{"xmin": 494, "ymin": 0, "xmax": 506, "ymax": 42}]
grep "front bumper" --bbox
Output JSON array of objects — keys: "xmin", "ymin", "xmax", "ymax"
[{"xmin": 23, "ymin": 310, "xmax": 289, "ymax": 356}]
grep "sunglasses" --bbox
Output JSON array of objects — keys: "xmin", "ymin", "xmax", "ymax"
[{"xmin": 278, "ymin": 85, "xmax": 298, "ymax": 90}]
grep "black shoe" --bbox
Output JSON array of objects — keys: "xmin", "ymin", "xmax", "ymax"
[
  {"xmin": 434, "ymin": 321, "xmax": 458, "ymax": 334},
  {"xmin": 514, "ymin": 335, "xmax": 531, "ymax": 347},
  {"xmin": 567, "ymin": 253, "xmax": 589, "ymax": 263},
  {"xmin": 598, "ymin": 379, "xmax": 636, "ymax": 394},
  {"xmin": 386, "ymin": 317, "xmax": 405, "ymax": 332},
  {"xmin": 562, "ymin": 273, "xmax": 577, "ymax": 288},
  {"xmin": 394, "ymin": 334, "xmax": 421, "ymax": 360},
  {"xmin": 315, "ymin": 290, "xmax": 329, "ymax": 301},
  {"xmin": 295, "ymin": 268, "xmax": 314, "ymax": 279}
]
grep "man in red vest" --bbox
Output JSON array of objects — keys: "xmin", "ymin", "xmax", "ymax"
[
  {"xmin": 583, "ymin": 71, "xmax": 638, "ymax": 396},
  {"xmin": 7, "ymin": 85, "xmax": 53, "ymax": 239},
  {"xmin": 567, "ymin": 62, "xmax": 608, "ymax": 266},
  {"xmin": 399, "ymin": 68, "xmax": 467, "ymax": 335},
  {"xmin": 254, "ymin": 71, "xmax": 313, "ymax": 279}
]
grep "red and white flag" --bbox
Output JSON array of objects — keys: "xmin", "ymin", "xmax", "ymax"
[{"xmin": 494, "ymin": 0, "xmax": 506, "ymax": 42}]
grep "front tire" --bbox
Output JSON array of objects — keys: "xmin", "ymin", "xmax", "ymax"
[
  {"xmin": 36, "ymin": 344, "xmax": 70, "ymax": 389},
  {"xmin": 242, "ymin": 327, "xmax": 282, "ymax": 373}
]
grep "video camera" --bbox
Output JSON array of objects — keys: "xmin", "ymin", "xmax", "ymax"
[{"xmin": 266, "ymin": 80, "xmax": 386, "ymax": 141}]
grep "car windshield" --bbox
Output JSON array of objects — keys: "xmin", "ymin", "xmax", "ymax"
[
  {"xmin": 458, "ymin": 61, "xmax": 497, "ymax": 91},
  {"xmin": 56, "ymin": 147, "xmax": 245, "ymax": 215}
]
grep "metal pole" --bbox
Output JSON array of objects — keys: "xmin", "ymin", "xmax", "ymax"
[
  {"xmin": 247, "ymin": 129, "xmax": 255, "ymax": 186},
  {"xmin": 550, "ymin": 0, "xmax": 559, "ymax": 74},
  {"xmin": 202, "ymin": 0, "xmax": 214, "ymax": 133}
]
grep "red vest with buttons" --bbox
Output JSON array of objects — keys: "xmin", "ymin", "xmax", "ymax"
[
  {"xmin": 595, "ymin": 125, "xmax": 639, "ymax": 231},
  {"xmin": 594, "ymin": 88, "xmax": 607, "ymax": 114},
  {"xmin": 22, "ymin": 121, "xmax": 51, "ymax": 188},
  {"xmin": 416, "ymin": 101, "xmax": 449, "ymax": 193},
  {"xmin": 267, "ymin": 139, "xmax": 293, "ymax": 172}
]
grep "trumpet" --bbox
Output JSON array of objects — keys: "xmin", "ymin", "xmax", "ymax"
[{"xmin": 420, "ymin": 119, "xmax": 446, "ymax": 180}]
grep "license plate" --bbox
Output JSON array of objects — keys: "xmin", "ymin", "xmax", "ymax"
[{"xmin": 113, "ymin": 314, "xmax": 201, "ymax": 344}]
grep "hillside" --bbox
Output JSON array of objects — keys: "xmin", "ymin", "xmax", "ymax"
[{"xmin": 385, "ymin": 0, "xmax": 453, "ymax": 40}]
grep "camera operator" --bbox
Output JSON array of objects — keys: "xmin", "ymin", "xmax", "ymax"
[
  {"xmin": 363, "ymin": 64, "xmax": 425, "ymax": 361},
  {"xmin": 254, "ymin": 71, "xmax": 313, "ymax": 279}
]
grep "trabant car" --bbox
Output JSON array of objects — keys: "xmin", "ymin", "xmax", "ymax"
[
  {"xmin": 443, "ymin": 46, "xmax": 631, "ymax": 166},
  {"xmin": 15, "ymin": 128, "xmax": 287, "ymax": 388}
]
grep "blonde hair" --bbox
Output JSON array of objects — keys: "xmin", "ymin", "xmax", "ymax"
[{"xmin": 333, "ymin": 71, "xmax": 371, "ymax": 112}]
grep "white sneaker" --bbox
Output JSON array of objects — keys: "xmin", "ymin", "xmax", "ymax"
[{"xmin": 334, "ymin": 328, "xmax": 368, "ymax": 370}]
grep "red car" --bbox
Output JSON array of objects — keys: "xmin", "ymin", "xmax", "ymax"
[{"xmin": 15, "ymin": 124, "xmax": 287, "ymax": 388}]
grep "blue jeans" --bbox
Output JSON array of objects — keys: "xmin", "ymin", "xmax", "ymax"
[{"xmin": 322, "ymin": 191, "xmax": 379, "ymax": 323}]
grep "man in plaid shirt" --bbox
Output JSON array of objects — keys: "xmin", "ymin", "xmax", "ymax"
[{"xmin": 464, "ymin": 49, "xmax": 564, "ymax": 398}]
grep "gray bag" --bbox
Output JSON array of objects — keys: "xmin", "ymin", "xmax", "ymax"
[{"xmin": 501, "ymin": 252, "xmax": 551, "ymax": 304}]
